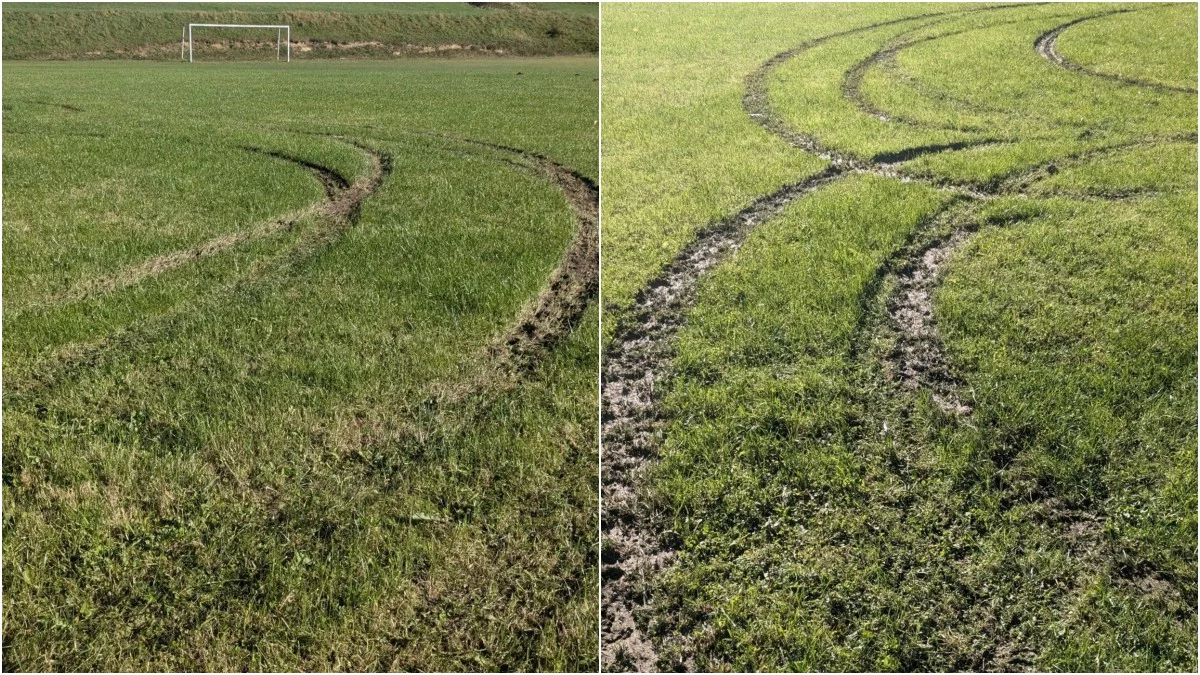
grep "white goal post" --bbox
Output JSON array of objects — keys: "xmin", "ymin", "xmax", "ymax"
[{"xmin": 183, "ymin": 23, "xmax": 290, "ymax": 62}]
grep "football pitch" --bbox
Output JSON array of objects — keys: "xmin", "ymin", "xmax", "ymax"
[{"xmin": 4, "ymin": 57, "xmax": 598, "ymax": 671}]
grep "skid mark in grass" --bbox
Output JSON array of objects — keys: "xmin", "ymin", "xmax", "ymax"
[
  {"xmin": 608, "ymin": 5, "xmax": 1198, "ymax": 665},
  {"xmin": 743, "ymin": 4, "xmax": 1033, "ymax": 167},
  {"xmin": 841, "ymin": 20, "xmax": 971, "ymax": 131},
  {"xmin": 873, "ymin": 139, "xmax": 1010, "ymax": 165},
  {"xmin": 245, "ymin": 146, "xmax": 351, "ymax": 199},
  {"xmin": 601, "ymin": 168, "xmax": 843, "ymax": 672},
  {"xmin": 483, "ymin": 149, "xmax": 599, "ymax": 372},
  {"xmin": 879, "ymin": 204, "xmax": 981, "ymax": 415},
  {"xmin": 996, "ymin": 132, "xmax": 1199, "ymax": 194},
  {"xmin": 8, "ymin": 98, "xmax": 85, "ymax": 113},
  {"xmin": 1035, "ymin": 9, "xmax": 1198, "ymax": 95},
  {"xmin": 7, "ymin": 140, "xmax": 393, "ymax": 401},
  {"xmin": 404, "ymin": 131, "xmax": 600, "ymax": 376},
  {"xmin": 842, "ymin": 8, "xmax": 1071, "ymax": 134}
]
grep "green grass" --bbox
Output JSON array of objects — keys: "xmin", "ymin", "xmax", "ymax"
[
  {"xmin": 3, "ymin": 57, "xmax": 598, "ymax": 671},
  {"xmin": 602, "ymin": 2, "xmax": 1196, "ymax": 670},
  {"xmin": 2, "ymin": 2, "xmax": 598, "ymax": 60}
]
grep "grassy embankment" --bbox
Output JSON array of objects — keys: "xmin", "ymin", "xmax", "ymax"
[{"xmin": 2, "ymin": 2, "xmax": 598, "ymax": 60}]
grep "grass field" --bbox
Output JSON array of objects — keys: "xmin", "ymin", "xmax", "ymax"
[
  {"xmin": 2, "ymin": 2, "xmax": 598, "ymax": 60},
  {"xmin": 3, "ymin": 55, "xmax": 598, "ymax": 671},
  {"xmin": 601, "ymin": 3, "xmax": 1196, "ymax": 671}
]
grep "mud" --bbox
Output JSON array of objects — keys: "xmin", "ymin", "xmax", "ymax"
[
  {"xmin": 604, "ymin": 3, "xmax": 1199, "ymax": 666},
  {"xmin": 1035, "ymin": 10, "xmax": 1197, "ymax": 95},
  {"xmin": 495, "ymin": 159, "xmax": 598, "ymax": 369},
  {"xmin": 884, "ymin": 214, "xmax": 976, "ymax": 415}
]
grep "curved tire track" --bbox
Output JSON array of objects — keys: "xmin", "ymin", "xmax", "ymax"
[
  {"xmin": 601, "ymin": 168, "xmax": 841, "ymax": 671},
  {"xmin": 1035, "ymin": 10, "xmax": 1198, "ymax": 95},
  {"xmin": 11, "ymin": 141, "xmax": 378, "ymax": 319},
  {"xmin": 441, "ymin": 136, "xmax": 600, "ymax": 370},
  {"xmin": 842, "ymin": 9, "xmax": 1062, "ymax": 132},
  {"xmin": 8, "ymin": 139, "xmax": 392, "ymax": 399},
  {"xmin": 12, "ymin": 129, "xmax": 597, "ymax": 430}
]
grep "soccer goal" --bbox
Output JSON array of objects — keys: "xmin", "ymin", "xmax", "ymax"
[{"xmin": 183, "ymin": 23, "xmax": 291, "ymax": 62}]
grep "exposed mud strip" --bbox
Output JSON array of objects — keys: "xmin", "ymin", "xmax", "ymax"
[
  {"xmin": 82, "ymin": 40, "xmax": 511, "ymax": 60},
  {"xmin": 10, "ymin": 144, "xmax": 379, "ymax": 319},
  {"xmin": 601, "ymin": 13, "xmax": 999, "ymax": 668},
  {"xmin": 601, "ymin": 168, "xmax": 843, "ymax": 671},
  {"xmin": 884, "ymin": 212, "xmax": 976, "ymax": 415},
  {"xmin": 490, "ymin": 155, "xmax": 598, "ymax": 370},
  {"xmin": 1035, "ymin": 10, "xmax": 1197, "ymax": 95},
  {"xmin": 603, "ymin": 6, "xmax": 1199, "ymax": 664},
  {"xmin": 875, "ymin": 137, "xmax": 1198, "ymax": 413}
]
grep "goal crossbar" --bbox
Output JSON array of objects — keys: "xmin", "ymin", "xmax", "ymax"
[{"xmin": 184, "ymin": 23, "xmax": 291, "ymax": 62}]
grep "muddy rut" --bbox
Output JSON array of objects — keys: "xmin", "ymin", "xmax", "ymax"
[
  {"xmin": 601, "ymin": 6, "xmax": 1197, "ymax": 670},
  {"xmin": 438, "ymin": 136, "xmax": 600, "ymax": 371},
  {"xmin": 601, "ymin": 168, "xmax": 841, "ymax": 671}
]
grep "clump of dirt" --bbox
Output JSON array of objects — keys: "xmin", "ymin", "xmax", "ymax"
[{"xmin": 320, "ymin": 137, "xmax": 392, "ymax": 223}]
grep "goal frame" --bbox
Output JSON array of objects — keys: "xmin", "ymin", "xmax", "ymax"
[{"xmin": 183, "ymin": 23, "xmax": 291, "ymax": 62}]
